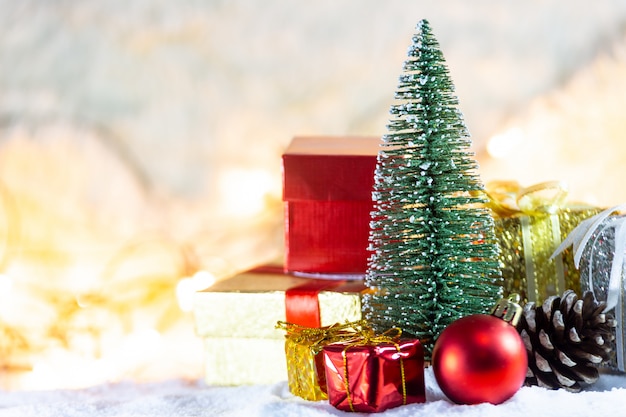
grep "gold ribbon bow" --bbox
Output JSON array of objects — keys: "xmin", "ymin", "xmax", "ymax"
[
  {"xmin": 484, "ymin": 180, "xmax": 569, "ymax": 217},
  {"xmin": 276, "ymin": 320, "xmax": 368, "ymax": 354}
]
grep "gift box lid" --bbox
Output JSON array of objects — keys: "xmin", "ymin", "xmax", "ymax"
[
  {"xmin": 282, "ymin": 136, "xmax": 380, "ymax": 202},
  {"xmin": 193, "ymin": 267, "xmax": 366, "ymax": 339}
]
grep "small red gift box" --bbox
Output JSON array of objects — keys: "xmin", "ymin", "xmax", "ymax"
[
  {"xmin": 323, "ymin": 337, "xmax": 426, "ymax": 413},
  {"xmin": 282, "ymin": 136, "xmax": 379, "ymax": 274}
]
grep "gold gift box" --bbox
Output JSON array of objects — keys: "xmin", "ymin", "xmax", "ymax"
[
  {"xmin": 279, "ymin": 321, "xmax": 366, "ymax": 401},
  {"xmin": 487, "ymin": 181, "xmax": 601, "ymax": 303},
  {"xmin": 202, "ymin": 337, "xmax": 287, "ymax": 386},
  {"xmin": 285, "ymin": 334, "xmax": 327, "ymax": 400},
  {"xmin": 193, "ymin": 268, "xmax": 365, "ymax": 386}
]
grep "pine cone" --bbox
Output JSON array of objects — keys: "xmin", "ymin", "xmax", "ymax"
[{"xmin": 517, "ymin": 289, "xmax": 616, "ymax": 392}]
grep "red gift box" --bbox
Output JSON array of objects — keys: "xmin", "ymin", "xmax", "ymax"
[
  {"xmin": 282, "ymin": 136, "xmax": 380, "ymax": 274},
  {"xmin": 323, "ymin": 338, "xmax": 426, "ymax": 413}
]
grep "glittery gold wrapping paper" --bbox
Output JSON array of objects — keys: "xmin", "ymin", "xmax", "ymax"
[
  {"xmin": 279, "ymin": 322, "xmax": 366, "ymax": 401},
  {"xmin": 495, "ymin": 207, "xmax": 600, "ymax": 303},
  {"xmin": 193, "ymin": 269, "xmax": 365, "ymax": 385},
  {"xmin": 284, "ymin": 338, "xmax": 327, "ymax": 400}
]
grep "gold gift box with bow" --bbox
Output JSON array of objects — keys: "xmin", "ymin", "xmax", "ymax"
[
  {"xmin": 485, "ymin": 181, "xmax": 601, "ymax": 303},
  {"xmin": 276, "ymin": 320, "xmax": 368, "ymax": 401}
]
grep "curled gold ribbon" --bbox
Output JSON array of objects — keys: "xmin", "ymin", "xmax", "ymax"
[
  {"xmin": 484, "ymin": 180, "xmax": 569, "ymax": 217},
  {"xmin": 277, "ymin": 319, "xmax": 367, "ymax": 346},
  {"xmin": 276, "ymin": 320, "xmax": 368, "ymax": 354},
  {"xmin": 339, "ymin": 327, "xmax": 406, "ymax": 412}
]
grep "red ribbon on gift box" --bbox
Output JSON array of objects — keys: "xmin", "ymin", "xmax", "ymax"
[{"xmin": 285, "ymin": 280, "xmax": 344, "ymax": 328}]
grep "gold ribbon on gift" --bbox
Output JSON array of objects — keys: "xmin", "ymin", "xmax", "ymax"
[
  {"xmin": 484, "ymin": 180, "xmax": 570, "ymax": 303},
  {"xmin": 276, "ymin": 319, "xmax": 368, "ymax": 354},
  {"xmin": 339, "ymin": 327, "xmax": 406, "ymax": 412},
  {"xmin": 485, "ymin": 180, "xmax": 569, "ymax": 216}
]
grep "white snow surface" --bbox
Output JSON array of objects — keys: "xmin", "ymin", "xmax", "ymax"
[{"xmin": 1, "ymin": 368, "xmax": 625, "ymax": 417}]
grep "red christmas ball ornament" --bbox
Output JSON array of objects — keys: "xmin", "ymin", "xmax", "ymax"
[{"xmin": 431, "ymin": 296, "xmax": 528, "ymax": 405}]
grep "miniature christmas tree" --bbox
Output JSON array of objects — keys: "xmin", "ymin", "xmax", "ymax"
[{"xmin": 363, "ymin": 19, "xmax": 502, "ymax": 358}]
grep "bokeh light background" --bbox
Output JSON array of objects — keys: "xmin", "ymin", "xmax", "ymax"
[{"xmin": 1, "ymin": 0, "xmax": 626, "ymax": 389}]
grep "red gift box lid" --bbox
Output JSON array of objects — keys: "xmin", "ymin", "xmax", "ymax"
[{"xmin": 282, "ymin": 136, "xmax": 380, "ymax": 202}]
